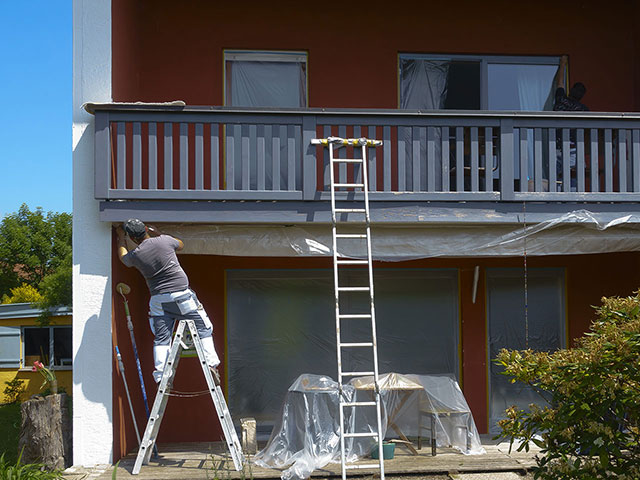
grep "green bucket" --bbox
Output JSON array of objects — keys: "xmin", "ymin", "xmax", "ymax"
[{"xmin": 371, "ymin": 442, "xmax": 395, "ymax": 459}]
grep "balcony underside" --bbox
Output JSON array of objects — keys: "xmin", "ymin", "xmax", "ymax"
[{"xmin": 99, "ymin": 199, "xmax": 640, "ymax": 225}]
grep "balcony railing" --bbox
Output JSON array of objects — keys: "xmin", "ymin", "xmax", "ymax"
[{"xmin": 93, "ymin": 105, "xmax": 640, "ymax": 203}]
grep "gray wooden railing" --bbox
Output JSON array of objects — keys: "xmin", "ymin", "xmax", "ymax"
[{"xmin": 93, "ymin": 105, "xmax": 640, "ymax": 203}]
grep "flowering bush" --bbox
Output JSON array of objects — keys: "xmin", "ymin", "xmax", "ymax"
[
  {"xmin": 32, "ymin": 361, "xmax": 57, "ymax": 395},
  {"xmin": 496, "ymin": 292, "xmax": 640, "ymax": 479}
]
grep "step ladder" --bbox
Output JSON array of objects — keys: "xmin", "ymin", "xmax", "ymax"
[
  {"xmin": 132, "ymin": 319, "xmax": 244, "ymax": 475},
  {"xmin": 311, "ymin": 136, "xmax": 386, "ymax": 480}
]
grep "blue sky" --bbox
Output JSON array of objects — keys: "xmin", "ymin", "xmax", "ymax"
[{"xmin": 0, "ymin": 2, "xmax": 71, "ymax": 219}]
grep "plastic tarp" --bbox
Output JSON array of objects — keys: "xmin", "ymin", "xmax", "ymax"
[
  {"xmin": 165, "ymin": 210, "xmax": 640, "ymax": 260},
  {"xmin": 255, "ymin": 373, "xmax": 484, "ymax": 480},
  {"xmin": 226, "ymin": 269, "xmax": 460, "ymax": 424},
  {"xmin": 351, "ymin": 373, "xmax": 484, "ymax": 455},
  {"xmin": 486, "ymin": 268, "xmax": 565, "ymax": 433}
]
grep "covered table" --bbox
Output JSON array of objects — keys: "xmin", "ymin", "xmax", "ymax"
[
  {"xmin": 351, "ymin": 373, "xmax": 484, "ymax": 456},
  {"xmin": 255, "ymin": 373, "xmax": 484, "ymax": 480}
]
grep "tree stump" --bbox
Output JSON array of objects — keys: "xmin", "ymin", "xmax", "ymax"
[{"xmin": 18, "ymin": 393, "xmax": 72, "ymax": 470}]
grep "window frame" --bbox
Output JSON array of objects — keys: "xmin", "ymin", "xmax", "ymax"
[
  {"xmin": 397, "ymin": 53, "xmax": 562, "ymax": 110},
  {"xmin": 223, "ymin": 50, "xmax": 309, "ymax": 107},
  {"xmin": 21, "ymin": 325, "xmax": 72, "ymax": 371}
]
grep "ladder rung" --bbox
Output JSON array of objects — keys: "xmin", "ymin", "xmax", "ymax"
[
  {"xmin": 344, "ymin": 432, "xmax": 379, "ymax": 438},
  {"xmin": 339, "ymin": 314, "xmax": 372, "ymax": 319},
  {"xmin": 334, "ymin": 183, "xmax": 365, "ymax": 188},
  {"xmin": 335, "ymin": 220, "xmax": 368, "ymax": 225},
  {"xmin": 341, "ymin": 401, "xmax": 377, "ymax": 407},
  {"xmin": 336, "ymin": 260, "xmax": 368, "ymax": 265},
  {"xmin": 341, "ymin": 371, "xmax": 375, "ymax": 377},
  {"xmin": 337, "ymin": 286, "xmax": 370, "ymax": 292},
  {"xmin": 345, "ymin": 464, "xmax": 381, "ymax": 470},
  {"xmin": 334, "ymin": 208, "xmax": 366, "ymax": 213},
  {"xmin": 331, "ymin": 158, "xmax": 363, "ymax": 164},
  {"xmin": 336, "ymin": 233, "xmax": 367, "ymax": 239},
  {"xmin": 340, "ymin": 342, "xmax": 374, "ymax": 348}
]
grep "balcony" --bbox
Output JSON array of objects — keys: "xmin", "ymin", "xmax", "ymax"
[{"xmin": 90, "ymin": 104, "xmax": 640, "ymax": 224}]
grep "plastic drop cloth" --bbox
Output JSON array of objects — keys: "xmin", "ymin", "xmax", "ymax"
[
  {"xmin": 164, "ymin": 210, "xmax": 640, "ymax": 260},
  {"xmin": 351, "ymin": 373, "xmax": 484, "ymax": 455},
  {"xmin": 255, "ymin": 373, "xmax": 483, "ymax": 480},
  {"xmin": 253, "ymin": 374, "xmax": 361, "ymax": 480}
]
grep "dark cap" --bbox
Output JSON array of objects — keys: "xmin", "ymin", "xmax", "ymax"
[{"xmin": 123, "ymin": 218, "xmax": 147, "ymax": 240}]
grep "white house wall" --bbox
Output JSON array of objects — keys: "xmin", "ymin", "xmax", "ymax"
[{"xmin": 72, "ymin": 0, "xmax": 113, "ymax": 466}]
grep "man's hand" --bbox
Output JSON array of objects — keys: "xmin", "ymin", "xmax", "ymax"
[
  {"xmin": 146, "ymin": 224, "xmax": 161, "ymax": 237},
  {"xmin": 555, "ymin": 55, "xmax": 568, "ymax": 89},
  {"xmin": 116, "ymin": 225, "xmax": 130, "ymax": 263}
]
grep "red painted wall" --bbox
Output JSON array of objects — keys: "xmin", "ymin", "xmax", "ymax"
[
  {"xmin": 112, "ymin": 0, "xmax": 639, "ymax": 112},
  {"xmin": 111, "ymin": 230, "xmax": 640, "ymax": 459},
  {"xmin": 109, "ymin": 0, "xmax": 640, "ymax": 458}
]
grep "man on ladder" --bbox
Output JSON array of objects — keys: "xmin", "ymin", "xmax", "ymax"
[
  {"xmin": 116, "ymin": 218, "xmax": 221, "ymax": 384},
  {"xmin": 116, "ymin": 219, "xmax": 244, "ymax": 475}
]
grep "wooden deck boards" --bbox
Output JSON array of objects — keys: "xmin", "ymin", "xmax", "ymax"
[{"xmin": 86, "ymin": 439, "xmax": 538, "ymax": 480}]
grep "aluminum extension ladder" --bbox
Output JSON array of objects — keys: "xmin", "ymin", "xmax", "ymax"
[
  {"xmin": 132, "ymin": 319, "xmax": 244, "ymax": 474},
  {"xmin": 311, "ymin": 136, "xmax": 386, "ymax": 480}
]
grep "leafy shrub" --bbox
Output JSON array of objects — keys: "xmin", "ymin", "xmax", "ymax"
[
  {"xmin": 496, "ymin": 292, "xmax": 640, "ymax": 479},
  {"xmin": 3, "ymin": 378, "xmax": 26, "ymax": 404},
  {"xmin": 0, "ymin": 451, "xmax": 63, "ymax": 479},
  {"xmin": 1, "ymin": 284, "xmax": 43, "ymax": 305}
]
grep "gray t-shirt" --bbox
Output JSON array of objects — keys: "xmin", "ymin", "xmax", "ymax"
[{"xmin": 122, "ymin": 235, "xmax": 189, "ymax": 295}]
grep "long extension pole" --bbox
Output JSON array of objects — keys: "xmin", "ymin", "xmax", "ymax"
[
  {"xmin": 115, "ymin": 345, "xmax": 141, "ymax": 445},
  {"xmin": 116, "ymin": 282, "xmax": 158, "ymax": 457},
  {"xmin": 117, "ymin": 283, "xmax": 151, "ymax": 418}
]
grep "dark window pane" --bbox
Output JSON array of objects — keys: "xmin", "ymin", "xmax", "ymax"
[
  {"xmin": 443, "ymin": 62, "xmax": 481, "ymax": 110},
  {"xmin": 53, "ymin": 327, "xmax": 72, "ymax": 366},
  {"xmin": 23, "ymin": 328, "xmax": 50, "ymax": 366}
]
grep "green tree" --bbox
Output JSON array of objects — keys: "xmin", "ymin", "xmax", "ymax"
[
  {"xmin": 37, "ymin": 252, "xmax": 72, "ymax": 314},
  {"xmin": 0, "ymin": 204, "xmax": 72, "ymax": 309},
  {"xmin": 496, "ymin": 292, "xmax": 640, "ymax": 479}
]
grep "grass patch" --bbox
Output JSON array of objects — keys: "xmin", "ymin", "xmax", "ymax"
[
  {"xmin": 0, "ymin": 402, "xmax": 21, "ymax": 464},
  {"xmin": 0, "ymin": 451, "xmax": 64, "ymax": 479}
]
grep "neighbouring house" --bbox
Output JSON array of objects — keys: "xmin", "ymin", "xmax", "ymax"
[
  {"xmin": 73, "ymin": 0, "xmax": 640, "ymax": 466},
  {"xmin": 0, "ymin": 303, "xmax": 72, "ymax": 403}
]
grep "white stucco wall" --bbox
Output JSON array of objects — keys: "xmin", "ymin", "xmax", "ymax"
[{"xmin": 72, "ymin": 0, "xmax": 113, "ymax": 466}]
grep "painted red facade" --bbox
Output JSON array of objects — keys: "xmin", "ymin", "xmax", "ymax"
[{"xmin": 110, "ymin": 0, "xmax": 640, "ymax": 460}]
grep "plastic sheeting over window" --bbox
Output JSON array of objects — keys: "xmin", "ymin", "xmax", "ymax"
[
  {"xmin": 226, "ymin": 269, "xmax": 459, "ymax": 424},
  {"xmin": 223, "ymin": 51, "xmax": 306, "ymax": 190},
  {"xmin": 486, "ymin": 268, "xmax": 565, "ymax": 433},
  {"xmin": 399, "ymin": 59, "xmax": 449, "ymax": 110},
  {"xmin": 166, "ymin": 210, "xmax": 640, "ymax": 260},
  {"xmin": 255, "ymin": 373, "xmax": 484, "ymax": 480},
  {"xmin": 225, "ymin": 51, "xmax": 307, "ymax": 108}
]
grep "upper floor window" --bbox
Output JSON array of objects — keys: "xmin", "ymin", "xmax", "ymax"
[
  {"xmin": 399, "ymin": 54, "xmax": 561, "ymax": 111},
  {"xmin": 224, "ymin": 51, "xmax": 308, "ymax": 108}
]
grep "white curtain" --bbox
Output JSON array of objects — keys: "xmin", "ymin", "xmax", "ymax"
[
  {"xmin": 489, "ymin": 64, "xmax": 557, "ymax": 183},
  {"xmin": 515, "ymin": 65, "xmax": 556, "ymax": 112}
]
